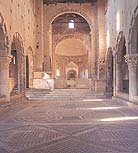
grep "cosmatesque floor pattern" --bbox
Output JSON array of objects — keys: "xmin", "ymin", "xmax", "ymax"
[{"xmin": 0, "ymin": 98, "xmax": 138, "ymax": 153}]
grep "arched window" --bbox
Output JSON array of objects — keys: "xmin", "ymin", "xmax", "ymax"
[{"xmin": 68, "ymin": 20, "xmax": 74, "ymax": 29}]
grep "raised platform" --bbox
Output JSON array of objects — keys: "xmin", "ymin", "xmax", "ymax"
[{"xmin": 26, "ymin": 88, "xmax": 106, "ymax": 100}]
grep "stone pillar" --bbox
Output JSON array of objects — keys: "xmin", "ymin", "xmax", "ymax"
[
  {"xmin": 116, "ymin": 51, "xmax": 123, "ymax": 94},
  {"xmin": 125, "ymin": 54, "xmax": 138, "ymax": 101},
  {"xmin": 48, "ymin": 24, "xmax": 55, "ymax": 79},
  {"xmin": 97, "ymin": 0, "xmax": 106, "ymax": 80},
  {"xmin": 88, "ymin": 33, "xmax": 92, "ymax": 78},
  {"xmin": 131, "ymin": 26, "xmax": 138, "ymax": 54},
  {"xmin": 49, "ymin": 25, "xmax": 52, "ymax": 68},
  {"xmin": 113, "ymin": 50, "xmax": 116, "ymax": 96},
  {"xmin": 91, "ymin": 5, "xmax": 97, "ymax": 80},
  {"xmin": 35, "ymin": 0, "xmax": 44, "ymax": 71},
  {"xmin": 0, "ymin": 56, "xmax": 11, "ymax": 101}
]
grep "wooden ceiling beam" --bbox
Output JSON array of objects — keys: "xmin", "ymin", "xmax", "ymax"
[{"xmin": 44, "ymin": 0, "xmax": 97, "ymax": 5}]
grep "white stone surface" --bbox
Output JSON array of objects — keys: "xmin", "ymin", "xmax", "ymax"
[{"xmin": 33, "ymin": 79, "xmax": 54, "ymax": 90}]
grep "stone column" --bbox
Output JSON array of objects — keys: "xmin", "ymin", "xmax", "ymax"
[
  {"xmin": 88, "ymin": 33, "xmax": 92, "ymax": 78},
  {"xmin": 113, "ymin": 50, "xmax": 116, "ymax": 96},
  {"xmin": 0, "ymin": 56, "xmax": 11, "ymax": 101},
  {"xmin": 116, "ymin": 51, "xmax": 123, "ymax": 93},
  {"xmin": 49, "ymin": 26, "xmax": 52, "ymax": 69},
  {"xmin": 125, "ymin": 54, "xmax": 138, "ymax": 101}
]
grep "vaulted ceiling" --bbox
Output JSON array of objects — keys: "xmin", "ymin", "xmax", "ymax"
[
  {"xmin": 55, "ymin": 38, "xmax": 86, "ymax": 56},
  {"xmin": 43, "ymin": 0, "xmax": 97, "ymax": 5},
  {"xmin": 52, "ymin": 13, "xmax": 91, "ymax": 34},
  {"xmin": 52, "ymin": 13, "xmax": 89, "ymax": 24}
]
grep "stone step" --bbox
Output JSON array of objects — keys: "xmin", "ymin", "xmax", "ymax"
[
  {"xmin": 26, "ymin": 88, "xmax": 106, "ymax": 100},
  {"xmin": 51, "ymin": 89, "xmax": 93, "ymax": 94},
  {"xmin": 26, "ymin": 89, "xmax": 95, "ymax": 97}
]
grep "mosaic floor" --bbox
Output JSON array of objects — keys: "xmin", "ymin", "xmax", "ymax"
[{"xmin": 0, "ymin": 98, "xmax": 138, "ymax": 153}]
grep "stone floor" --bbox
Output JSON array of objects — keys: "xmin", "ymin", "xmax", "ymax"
[{"xmin": 0, "ymin": 97, "xmax": 138, "ymax": 153}]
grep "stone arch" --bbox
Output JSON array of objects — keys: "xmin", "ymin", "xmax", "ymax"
[
  {"xmin": 53, "ymin": 34, "xmax": 83, "ymax": 49},
  {"xmin": 66, "ymin": 62, "xmax": 78, "ymax": 78},
  {"xmin": 128, "ymin": 5, "xmax": 138, "ymax": 54},
  {"xmin": 12, "ymin": 32, "xmax": 24, "ymax": 54},
  {"xmin": 51, "ymin": 10, "xmax": 91, "ymax": 78},
  {"xmin": 49, "ymin": 7, "xmax": 92, "ymax": 31},
  {"xmin": 67, "ymin": 70, "xmax": 77, "ymax": 79},
  {"xmin": 55, "ymin": 38, "xmax": 86, "ymax": 56},
  {"xmin": 0, "ymin": 13, "xmax": 10, "ymax": 100},
  {"xmin": 65, "ymin": 62, "xmax": 78, "ymax": 88},
  {"xmin": 0, "ymin": 12, "xmax": 9, "ymax": 55},
  {"xmin": 9, "ymin": 33, "xmax": 25, "ymax": 94},
  {"xmin": 106, "ymin": 47, "xmax": 113, "ymax": 93},
  {"xmin": 53, "ymin": 33, "xmax": 90, "ymax": 54},
  {"xmin": 116, "ymin": 32, "xmax": 129, "ymax": 93},
  {"xmin": 116, "ymin": 31, "xmax": 125, "ymax": 60}
]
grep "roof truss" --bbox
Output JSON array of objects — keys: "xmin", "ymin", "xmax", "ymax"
[{"xmin": 44, "ymin": 0, "xmax": 97, "ymax": 5}]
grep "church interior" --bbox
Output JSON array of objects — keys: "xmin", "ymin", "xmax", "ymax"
[{"xmin": 0, "ymin": 0, "xmax": 138, "ymax": 152}]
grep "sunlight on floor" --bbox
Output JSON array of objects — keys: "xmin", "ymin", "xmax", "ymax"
[
  {"xmin": 83, "ymin": 99, "xmax": 104, "ymax": 102},
  {"xmin": 101, "ymin": 116, "xmax": 138, "ymax": 122},
  {"xmin": 78, "ymin": 107, "xmax": 120, "ymax": 110}
]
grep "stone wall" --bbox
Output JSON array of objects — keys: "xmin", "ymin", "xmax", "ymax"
[
  {"xmin": 0, "ymin": 0, "xmax": 36, "ymax": 54},
  {"xmin": 43, "ymin": 3, "xmax": 95, "ymax": 70},
  {"xmin": 105, "ymin": 0, "xmax": 138, "ymax": 50},
  {"xmin": 42, "ymin": 1, "xmax": 107, "ymax": 91},
  {"xmin": 106, "ymin": 0, "xmax": 138, "ymax": 101},
  {"xmin": 0, "ymin": 0, "xmax": 36, "ymax": 99}
]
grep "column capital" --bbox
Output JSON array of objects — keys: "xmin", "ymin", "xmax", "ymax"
[
  {"xmin": 125, "ymin": 54, "xmax": 138, "ymax": 70},
  {"xmin": 0, "ymin": 56, "xmax": 11, "ymax": 70}
]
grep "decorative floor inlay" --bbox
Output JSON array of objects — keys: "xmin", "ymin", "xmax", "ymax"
[
  {"xmin": 0, "ymin": 125, "xmax": 66, "ymax": 152},
  {"xmin": 74, "ymin": 124, "xmax": 138, "ymax": 152},
  {"xmin": 19, "ymin": 138, "xmax": 105, "ymax": 153},
  {"xmin": 0, "ymin": 98, "xmax": 138, "ymax": 152}
]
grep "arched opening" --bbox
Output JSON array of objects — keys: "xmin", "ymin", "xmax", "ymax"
[
  {"xmin": 26, "ymin": 56, "xmax": 29, "ymax": 88},
  {"xmin": 66, "ymin": 69, "xmax": 77, "ymax": 88},
  {"xmin": 106, "ymin": 48, "xmax": 113, "ymax": 94},
  {"xmin": 67, "ymin": 70, "xmax": 77, "ymax": 80},
  {"xmin": 9, "ymin": 33, "xmax": 25, "ymax": 95},
  {"xmin": 52, "ymin": 13, "xmax": 91, "ymax": 89},
  {"xmin": 50, "ymin": 9, "xmax": 92, "ymax": 32},
  {"xmin": 116, "ymin": 32, "xmax": 129, "ymax": 95},
  {"xmin": 9, "ymin": 49, "xmax": 18, "ymax": 93},
  {"xmin": 66, "ymin": 61, "xmax": 78, "ymax": 79},
  {"xmin": 0, "ymin": 13, "xmax": 10, "ymax": 100},
  {"xmin": 122, "ymin": 40, "xmax": 129, "ymax": 93}
]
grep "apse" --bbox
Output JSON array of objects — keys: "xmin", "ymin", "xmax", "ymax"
[{"xmin": 55, "ymin": 38, "xmax": 86, "ymax": 56}]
